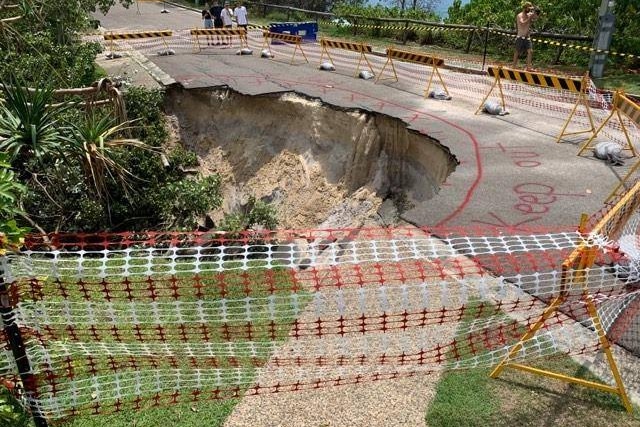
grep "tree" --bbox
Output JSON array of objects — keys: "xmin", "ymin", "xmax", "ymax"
[{"xmin": 0, "ymin": 0, "xmax": 132, "ymax": 87}]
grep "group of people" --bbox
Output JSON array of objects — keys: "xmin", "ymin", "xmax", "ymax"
[
  {"xmin": 201, "ymin": 1, "xmax": 248, "ymax": 46},
  {"xmin": 200, "ymin": 1, "xmax": 536, "ymax": 67}
]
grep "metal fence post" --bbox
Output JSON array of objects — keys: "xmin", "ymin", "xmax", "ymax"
[
  {"xmin": 465, "ymin": 27, "xmax": 475, "ymax": 53},
  {"xmin": 481, "ymin": 22, "xmax": 490, "ymax": 72},
  {"xmin": 0, "ymin": 259, "xmax": 48, "ymax": 427},
  {"xmin": 402, "ymin": 20, "xmax": 409, "ymax": 45}
]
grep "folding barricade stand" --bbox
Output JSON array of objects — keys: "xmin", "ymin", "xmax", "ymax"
[
  {"xmin": 490, "ymin": 184, "xmax": 640, "ymax": 413},
  {"xmin": 103, "ymin": 30, "xmax": 172, "ymax": 57},
  {"xmin": 261, "ymin": 31, "xmax": 308, "ymax": 65},
  {"xmin": 577, "ymin": 91, "xmax": 640, "ymax": 202},
  {"xmin": 375, "ymin": 47, "xmax": 448, "ymax": 98},
  {"xmin": 319, "ymin": 38, "xmax": 375, "ymax": 78},
  {"xmin": 190, "ymin": 28, "xmax": 248, "ymax": 53},
  {"xmin": 475, "ymin": 67, "xmax": 595, "ymax": 144},
  {"xmin": 555, "ymin": 72, "xmax": 597, "ymax": 144}
]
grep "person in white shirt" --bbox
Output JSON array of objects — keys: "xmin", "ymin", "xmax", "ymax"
[
  {"xmin": 233, "ymin": 2, "xmax": 248, "ymax": 30},
  {"xmin": 220, "ymin": 3, "xmax": 234, "ymax": 45}
]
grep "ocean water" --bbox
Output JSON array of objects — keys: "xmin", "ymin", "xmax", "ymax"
[
  {"xmin": 434, "ymin": 0, "xmax": 470, "ymax": 17},
  {"xmin": 366, "ymin": 0, "xmax": 471, "ymax": 18}
]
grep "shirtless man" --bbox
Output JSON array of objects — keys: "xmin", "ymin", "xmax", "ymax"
[{"xmin": 512, "ymin": 2, "xmax": 538, "ymax": 69}]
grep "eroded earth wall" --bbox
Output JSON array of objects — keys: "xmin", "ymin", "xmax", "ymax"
[{"xmin": 164, "ymin": 87, "xmax": 458, "ymax": 229}]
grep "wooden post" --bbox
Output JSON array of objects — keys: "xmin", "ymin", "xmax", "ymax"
[
  {"xmin": 402, "ymin": 20, "xmax": 409, "ymax": 45},
  {"xmin": 465, "ymin": 28, "xmax": 475, "ymax": 53}
]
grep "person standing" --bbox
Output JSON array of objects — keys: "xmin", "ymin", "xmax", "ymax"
[
  {"xmin": 220, "ymin": 3, "xmax": 234, "ymax": 46},
  {"xmin": 512, "ymin": 2, "xmax": 538, "ymax": 70},
  {"xmin": 201, "ymin": 2, "xmax": 214, "ymax": 45},
  {"xmin": 234, "ymin": 2, "xmax": 248, "ymax": 30},
  {"xmin": 233, "ymin": 2, "xmax": 248, "ymax": 47},
  {"xmin": 211, "ymin": 1, "xmax": 224, "ymax": 45}
]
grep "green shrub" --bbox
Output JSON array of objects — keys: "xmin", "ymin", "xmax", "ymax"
[
  {"xmin": 220, "ymin": 196, "xmax": 279, "ymax": 235},
  {"xmin": 150, "ymin": 175, "xmax": 223, "ymax": 230},
  {"xmin": 0, "ymin": 385, "xmax": 30, "ymax": 427},
  {"xmin": 0, "ymin": 34, "xmax": 101, "ymax": 88},
  {"xmin": 123, "ymin": 86, "xmax": 168, "ymax": 146}
]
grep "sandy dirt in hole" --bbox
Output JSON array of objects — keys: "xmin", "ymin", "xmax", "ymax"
[{"xmin": 194, "ymin": 142, "xmax": 384, "ymax": 230}]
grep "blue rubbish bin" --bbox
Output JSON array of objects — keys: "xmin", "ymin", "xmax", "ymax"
[
  {"xmin": 296, "ymin": 22, "xmax": 318, "ymax": 43},
  {"xmin": 269, "ymin": 22, "xmax": 299, "ymax": 36}
]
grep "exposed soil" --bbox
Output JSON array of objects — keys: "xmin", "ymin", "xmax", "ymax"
[{"xmin": 164, "ymin": 87, "xmax": 458, "ymax": 230}]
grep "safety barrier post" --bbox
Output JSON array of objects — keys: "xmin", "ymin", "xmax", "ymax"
[
  {"xmin": 1, "ymin": 259, "xmax": 49, "ymax": 426},
  {"xmin": 474, "ymin": 65, "xmax": 506, "ymax": 114},
  {"xmin": 490, "ymin": 182, "xmax": 640, "ymax": 413},
  {"xmin": 476, "ymin": 67, "xmax": 593, "ymax": 140},
  {"xmin": 578, "ymin": 90, "xmax": 639, "ymax": 160},
  {"xmin": 375, "ymin": 47, "xmax": 449, "ymax": 98},
  {"xmin": 593, "ymin": 92, "xmax": 640, "ymax": 201},
  {"xmin": 261, "ymin": 31, "xmax": 308, "ymax": 65},
  {"xmin": 190, "ymin": 28, "xmax": 248, "ymax": 53},
  {"xmin": 319, "ymin": 38, "xmax": 375, "ymax": 78},
  {"xmin": 555, "ymin": 72, "xmax": 595, "ymax": 143},
  {"xmin": 103, "ymin": 30, "xmax": 173, "ymax": 55}
]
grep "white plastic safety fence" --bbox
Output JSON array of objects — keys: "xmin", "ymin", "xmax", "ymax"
[
  {"xmin": 88, "ymin": 26, "xmax": 639, "ymax": 160},
  {"xmin": 1, "ymin": 226, "xmax": 640, "ymax": 420}
]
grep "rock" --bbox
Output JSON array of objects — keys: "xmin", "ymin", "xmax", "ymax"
[
  {"xmin": 320, "ymin": 61, "xmax": 335, "ymax": 71},
  {"xmin": 377, "ymin": 198, "xmax": 399, "ymax": 226},
  {"xmin": 483, "ymin": 100, "xmax": 508, "ymax": 115},
  {"xmin": 594, "ymin": 141, "xmax": 626, "ymax": 166},
  {"xmin": 358, "ymin": 70, "xmax": 375, "ymax": 80}
]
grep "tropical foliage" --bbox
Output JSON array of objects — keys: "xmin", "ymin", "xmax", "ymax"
[
  {"xmin": 0, "ymin": 153, "xmax": 28, "ymax": 255},
  {"xmin": 0, "ymin": 384, "xmax": 30, "ymax": 427},
  {"xmin": 0, "ymin": 0, "xmax": 127, "ymax": 87},
  {"xmin": 447, "ymin": 0, "xmax": 639, "ymax": 67}
]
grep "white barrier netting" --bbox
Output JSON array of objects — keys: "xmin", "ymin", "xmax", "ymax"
[{"xmin": 1, "ymin": 224, "xmax": 639, "ymax": 419}]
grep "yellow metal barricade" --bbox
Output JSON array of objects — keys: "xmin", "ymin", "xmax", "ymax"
[
  {"xmin": 319, "ymin": 37, "xmax": 375, "ymax": 78},
  {"xmin": 103, "ymin": 30, "xmax": 172, "ymax": 55},
  {"xmin": 490, "ymin": 182, "xmax": 640, "ymax": 413},
  {"xmin": 578, "ymin": 91, "xmax": 640, "ymax": 201},
  {"xmin": 375, "ymin": 47, "xmax": 448, "ymax": 98},
  {"xmin": 261, "ymin": 31, "xmax": 308, "ymax": 65},
  {"xmin": 476, "ymin": 66, "xmax": 595, "ymax": 144},
  {"xmin": 190, "ymin": 28, "xmax": 248, "ymax": 52}
]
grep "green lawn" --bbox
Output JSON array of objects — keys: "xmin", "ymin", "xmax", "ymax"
[
  {"xmin": 425, "ymin": 302, "xmax": 640, "ymax": 427},
  {"xmin": 594, "ymin": 73, "xmax": 640, "ymax": 97},
  {"xmin": 13, "ymin": 254, "xmax": 307, "ymax": 427}
]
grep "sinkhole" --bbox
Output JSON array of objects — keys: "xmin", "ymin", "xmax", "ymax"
[{"xmin": 165, "ymin": 87, "xmax": 458, "ymax": 229}]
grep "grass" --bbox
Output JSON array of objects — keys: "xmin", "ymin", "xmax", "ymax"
[
  {"xmin": 594, "ymin": 73, "xmax": 640, "ymax": 97},
  {"xmin": 59, "ymin": 399, "xmax": 238, "ymax": 427},
  {"xmin": 13, "ymin": 253, "xmax": 308, "ymax": 427},
  {"xmin": 425, "ymin": 302, "xmax": 640, "ymax": 427}
]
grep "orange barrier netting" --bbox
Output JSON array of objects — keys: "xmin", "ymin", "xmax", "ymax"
[
  {"xmin": 2, "ymin": 216, "xmax": 640, "ymax": 420},
  {"xmin": 86, "ymin": 27, "xmax": 640, "ymax": 159}
]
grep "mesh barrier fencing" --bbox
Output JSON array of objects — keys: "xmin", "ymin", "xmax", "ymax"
[
  {"xmin": 87, "ymin": 27, "xmax": 640, "ymax": 158},
  {"xmin": 2, "ymin": 214, "xmax": 640, "ymax": 419}
]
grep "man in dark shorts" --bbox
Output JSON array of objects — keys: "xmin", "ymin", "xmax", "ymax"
[
  {"xmin": 512, "ymin": 2, "xmax": 538, "ymax": 69},
  {"xmin": 211, "ymin": 1, "xmax": 224, "ymax": 45}
]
